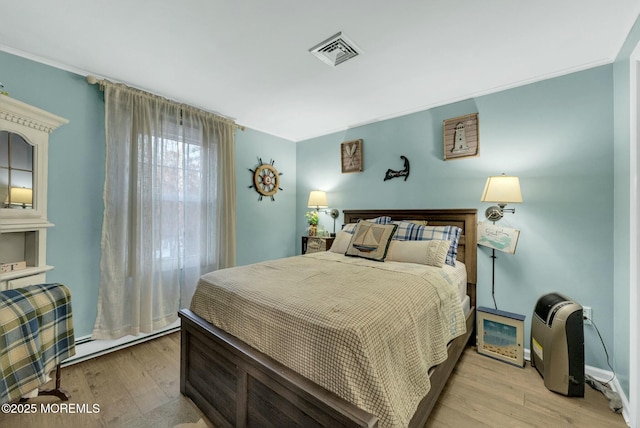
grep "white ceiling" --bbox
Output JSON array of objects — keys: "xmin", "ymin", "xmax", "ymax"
[{"xmin": 1, "ymin": 1, "xmax": 639, "ymax": 142}]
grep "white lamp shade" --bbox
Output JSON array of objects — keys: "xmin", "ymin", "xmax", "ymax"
[
  {"xmin": 7, "ymin": 187, "xmax": 33, "ymax": 205},
  {"xmin": 481, "ymin": 176, "xmax": 522, "ymax": 204},
  {"xmin": 307, "ymin": 190, "xmax": 328, "ymax": 208}
]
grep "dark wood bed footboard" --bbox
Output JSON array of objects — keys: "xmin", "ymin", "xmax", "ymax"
[
  {"xmin": 179, "ymin": 308, "xmax": 378, "ymax": 428},
  {"xmin": 179, "ymin": 306, "xmax": 475, "ymax": 428}
]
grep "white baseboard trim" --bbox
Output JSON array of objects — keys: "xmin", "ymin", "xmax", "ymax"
[
  {"xmin": 62, "ymin": 319, "xmax": 181, "ymax": 367},
  {"xmin": 524, "ymin": 349, "xmax": 630, "ymax": 426}
]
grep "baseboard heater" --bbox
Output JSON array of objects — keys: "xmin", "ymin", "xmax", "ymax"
[{"xmin": 62, "ymin": 322, "xmax": 180, "ymax": 367}]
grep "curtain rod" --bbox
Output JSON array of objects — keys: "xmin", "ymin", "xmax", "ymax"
[{"xmin": 86, "ymin": 75, "xmax": 245, "ymax": 131}]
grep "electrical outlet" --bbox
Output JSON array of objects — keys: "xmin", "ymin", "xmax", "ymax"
[{"xmin": 583, "ymin": 306, "xmax": 592, "ymax": 325}]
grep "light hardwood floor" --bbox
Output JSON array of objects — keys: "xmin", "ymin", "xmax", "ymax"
[
  {"xmin": 428, "ymin": 349, "xmax": 627, "ymax": 427},
  {"xmin": 0, "ymin": 333, "xmax": 627, "ymax": 427}
]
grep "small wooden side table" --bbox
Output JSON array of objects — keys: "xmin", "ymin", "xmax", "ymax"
[{"xmin": 301, "ymin": 236, "xmax": 335, "ymax": 254}]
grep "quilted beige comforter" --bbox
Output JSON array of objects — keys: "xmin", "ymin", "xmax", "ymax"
[{"xmin": 190, "ymin": 251, "xmax": 466, "ymax": 427}]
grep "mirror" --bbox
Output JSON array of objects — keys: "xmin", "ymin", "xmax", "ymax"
[{"xmin": 0, "ymin": 131, "xmax": 34, "ymax": 209}]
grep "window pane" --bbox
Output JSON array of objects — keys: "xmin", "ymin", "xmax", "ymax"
[
  {"xmin": 10, "ymin": 170, "xmax": 33, "ymax": 209},
  {"xmin": 0, "ymin": 131, "xmax": 8, "ymax": 168},
  {"xmin": 0, "ymin": 168, "xmax": 7, "ymax": 206},
  {"xmin": 12, "ymin": 169, "xmax": 32, "ymax": 189},
  {"xmin": 10, "ymin": 133, "xmax": 33, "ymax": 171},
  {"xmin": 185, "ymin": 143, "xmax": 201, "ymax": 198}
]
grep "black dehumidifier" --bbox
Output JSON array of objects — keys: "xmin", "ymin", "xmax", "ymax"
[{"xmin": 530, "ymin": 292, "xmax": 584, "ymax": 397}]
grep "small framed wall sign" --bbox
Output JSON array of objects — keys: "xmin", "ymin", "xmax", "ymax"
[
  {"xmin": 477, "ymin": 222, "xmax": 521, "ymax": 255},
  {"xmin": 341, "ymin": 139, "xmax": 363, "ymax": 173},
  {"xmin": 477, "ymin": 306, "xmax": 525, "ymax": 367},
  {"xmin": 443, "ymin": 113, "xmax": 479, "ymax": 160}
]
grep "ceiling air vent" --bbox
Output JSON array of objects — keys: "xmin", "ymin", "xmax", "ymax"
[{"xmin": 309, "ymin": 32, "xmax": 362, "ymax": 67}]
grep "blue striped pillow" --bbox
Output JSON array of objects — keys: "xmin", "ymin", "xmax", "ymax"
[
  {"xmin": 342, "ymin": 216, "xmax": 392, "ymax": 234},
  {"xmin": 392, "ymin": 220, "xmax": 429, "ymax": 240},
  {"xmin": 369, "ymin": 216, "xmax": 392, "ymax": 224},
  {"xmin": 391, "ymin": 221, "xmax": 461, "ymax": 266}
]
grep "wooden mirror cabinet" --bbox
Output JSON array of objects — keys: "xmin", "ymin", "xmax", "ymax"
[{"xmin": 0, "ymin": 95, "xmax": 67, "ymax": 290}]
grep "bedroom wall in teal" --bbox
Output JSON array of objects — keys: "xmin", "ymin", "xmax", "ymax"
[
  {"xmin": 296, "ymin": 65, "xmax": 616, "ymax": 372},
  {"xmin": 235, "ymin": 128, "xmax": 297, "ymax": 266}
]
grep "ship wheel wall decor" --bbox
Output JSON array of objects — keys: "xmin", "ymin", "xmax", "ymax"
[{"xmin": 249, "ymin": 157, "xmax": 283, "ymax": 201}]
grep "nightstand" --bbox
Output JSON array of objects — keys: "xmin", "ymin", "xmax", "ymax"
[{"xmin": 302, "ymin": 236, "xmax": 335, "ymax": 254}]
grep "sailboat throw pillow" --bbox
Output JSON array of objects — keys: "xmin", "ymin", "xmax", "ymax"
[{"xmin": 345, "ymin": 221, "xmax": 398, "ymax": 261}]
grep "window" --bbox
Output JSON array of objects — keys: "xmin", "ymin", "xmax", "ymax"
[{"xmin": 142, "ymin": 130, "xmax": 204, "ymax": 263}]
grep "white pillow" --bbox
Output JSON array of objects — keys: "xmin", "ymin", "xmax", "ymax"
[
  {"xmin": 329, "ymin": 230, "xmax": 352, "ymax": 254},
  {"xmin": 386, "ymin": 239, "xmax": 451, "ymax": 267}
]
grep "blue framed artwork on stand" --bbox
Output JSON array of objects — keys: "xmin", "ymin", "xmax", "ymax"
[{"xmin": 477, "ymin": 306, "xmax": 525, "ymax": 367}]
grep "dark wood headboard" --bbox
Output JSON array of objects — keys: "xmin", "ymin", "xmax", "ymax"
[{"xmin": 343, "ymin": 209, "xmax": 477, "ymax": 307}]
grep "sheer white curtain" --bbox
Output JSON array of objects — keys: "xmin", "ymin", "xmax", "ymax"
[{"xmin": 93, "ymin": 83, "xmax": 236, "ymax": 340}]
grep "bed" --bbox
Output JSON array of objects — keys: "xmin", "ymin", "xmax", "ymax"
[{"xmin": 179, "ymin": 208, "xmax": 477, "ymax": 427}]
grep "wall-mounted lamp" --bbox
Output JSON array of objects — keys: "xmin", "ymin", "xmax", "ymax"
[
  {"xmin": 480, "ymin": 174, "xmax": 522, "ymax": 222},
  {"xmin": 479, "ymin": 174, "xmax": 522, "ymax": 310},
  {"xmin": 307, "ymin": 190, "xmax": 339, "ymax": 236}
]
